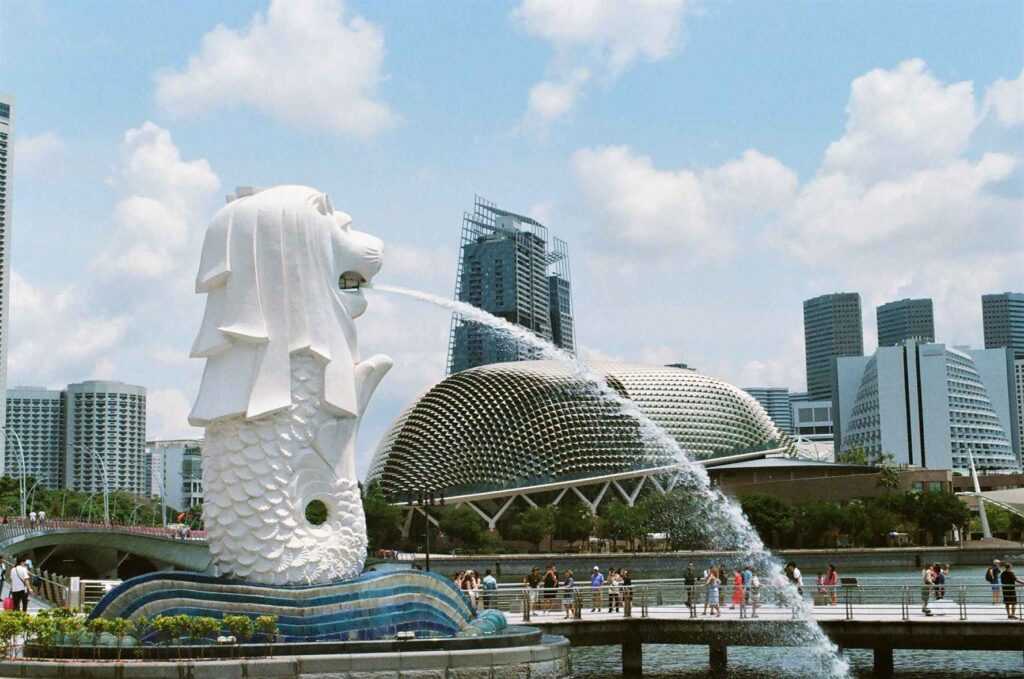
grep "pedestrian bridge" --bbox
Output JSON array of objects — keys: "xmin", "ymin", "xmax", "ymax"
[
  {"xmin": 0, "ymin": 521, "xmax": 210, "ymax": 578},
  {"xmin": 491, "ymin": 581, "xmax": 1024, "ymax": 677}
]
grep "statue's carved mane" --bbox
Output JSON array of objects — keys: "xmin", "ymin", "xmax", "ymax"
[{"xmin": 189, "ymin": 185, "xmax": 360, "ymax": 425}]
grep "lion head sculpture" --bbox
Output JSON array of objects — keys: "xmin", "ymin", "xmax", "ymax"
[{"xmin": 189, "ymin": 185, "xmax": 386, "ymax": 426}]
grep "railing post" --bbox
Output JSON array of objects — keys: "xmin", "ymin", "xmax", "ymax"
[
  {"xmin": 624, "ymin": 587, "xmax": 632, "ymax": 618},
  {"xmin": 844, "ymin": 586, "xmax": 853, "ymax": 620},
  {"xmin": 641, "ymin": 588, "xmax": 649, "ymax": 618},
  {"xmin": 958, "ymin": 585, "xmax": 967, "ymax": 621},
  {"xmin": 522, "ymin": 590, "xmax": 531, "ymax": 623},
  {"xmin": 901, "ymin": 586, "xmax": 909, "ymax": 621},
  {"xmin": 68, "ymin": 577, "xmax": 82, "ymax": 611}
]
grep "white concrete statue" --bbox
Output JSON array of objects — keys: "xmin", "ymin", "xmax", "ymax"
[{"xmin": 189, "ymin": 185, "xmax": 392, "ymax": 585}]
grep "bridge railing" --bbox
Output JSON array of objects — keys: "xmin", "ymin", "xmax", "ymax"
[
  {"xmin": 473, "ymin": 581, "xmax": 1024, "ymax": 623},
  {"xmin": 0, "ymin": 518, "xmax": 206, "ymax": 542}
]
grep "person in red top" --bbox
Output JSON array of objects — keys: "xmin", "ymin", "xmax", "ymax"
[
  {"xmin": 823, "ymin": 564, "xmax": 839, "ymax": 605},
  {"xmin": 730, "ymin": 569, "xmax": 743, "ymax": 610}
]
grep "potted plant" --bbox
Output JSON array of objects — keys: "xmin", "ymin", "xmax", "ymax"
[
  {"xmin": 188, "ymin": 617, "xmax": 220, "ymax": 659},
  {"xmin": 255, "ymin": 615, "xmax": 278, "ymax": 657},
  {"xmin": 223, "ymin": 615, "xmax": 254, "ymax": 658},
  {"xmin": 108, "ymin": 618, "xmax": 132, "ymax": 661}
]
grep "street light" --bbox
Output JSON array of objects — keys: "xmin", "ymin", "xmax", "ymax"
[
  {"xmin": 74, "ymin": 444, "xmax": 111, "ymax": 525},
  {"xmin": 0, "ymin": 426, "xmax": 28, "ymax": 518},
  {"xmin": 407, "ymin": 489, "xmax": 445, "ymax": 572}
]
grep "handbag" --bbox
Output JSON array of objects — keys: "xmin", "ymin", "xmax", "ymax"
[{"xmin": 3, "ymin": 596, "xmax": 13, "ymax": 611}]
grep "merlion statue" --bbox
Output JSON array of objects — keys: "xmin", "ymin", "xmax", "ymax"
[{"xmin": 188, "ymin": 185, "xmax": 392, "ymax": 585}]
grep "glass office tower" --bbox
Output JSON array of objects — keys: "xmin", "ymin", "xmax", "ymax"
[{"xmin": 447, "ymin": 196, "xmax": 575, "ymax": 373}]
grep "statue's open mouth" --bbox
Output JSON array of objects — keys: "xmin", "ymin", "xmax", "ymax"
[{"xmin": 340, "ymin": 271, "xmax": 367, "ymax": 291}]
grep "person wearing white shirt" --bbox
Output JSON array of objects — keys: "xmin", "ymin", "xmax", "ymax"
[
  {"xmin": 28, "ymin": 511, "xmax": 37, "ymax": 529},
  {"xmin": 9, "ymin": 556, "xmax": 31, "ymax": 612}
]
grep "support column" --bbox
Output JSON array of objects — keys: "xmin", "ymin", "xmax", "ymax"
[
  {"xmin": 622, "ymin": 639, "xmax": 642, "ymax": 676},
  {"xmin": 873, "ymin": 647, "xmax": 894, "ymax": 677},
  {"xmin": 709, "ymin": 643, "xmax": 727, "ymax": 674}
]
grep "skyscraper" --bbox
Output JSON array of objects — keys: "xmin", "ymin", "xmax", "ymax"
[
  {"xmin": 5, "ymin": 386, "xmax": 65, "ymax": 489},
  {"xmin": 64, "ymin": 380, "xmax": 147, "ymax": 494},
  {"xmin": 447, "ymin": 196, "xmax": 575, "ymax": 373},
  {"xmin": 983, "ymin": 292, "xmax": 1024, "ymax": 359},
  {"xmin": 876, "ymin": 298, "xmax": 935, "ymax": 347},
  {"xmin": 0, "ymin": 95, "xmax": 13, "ymax": 475},
  {"xmin": 803, "ymin": 292, "xmax": 864, "ymax": 401},
  {"xmin": 743, "ymin": 387, "xmax": 793, "ymax": 434},
  {"xmin": 835, "ymin": 341, "xmax": 1018, "ymax": 471}
]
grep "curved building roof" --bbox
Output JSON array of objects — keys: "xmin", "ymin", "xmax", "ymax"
[{"xmin": 367, "ymin": 361, "xmax": 788, "ymax": 497}]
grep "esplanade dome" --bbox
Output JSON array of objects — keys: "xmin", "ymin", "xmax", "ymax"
[{"xmin": 366, "ymin": 361, "xmax": 789, "ymax": 498}]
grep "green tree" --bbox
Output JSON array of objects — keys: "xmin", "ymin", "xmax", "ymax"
[
  {"xmin": 739, "ymin": 495, "xmax": 794, "ymax": 547},
  {"xmin": 912, "ymin": 491, "xmax": 972, "ymax": 546},
  {"xmin": 597, "ymin": 500, "xmax": 647, "ymax": 551},
  {"xmin": 554, "ymin": 500, "xmax": 593, "ymax": 549},
  {"xmin": 836, "ymin": 447, "xmax": 869, "ymax": 466},
  {"xmin": 362, "ymin": 482, "xmax": 404, "ymax": 550},
  {"xmin": 515, "ymin": 506, "xmax": 555, "ymax": 551},
  {"xmin": 437, "ymin": 505, "xmax": 487, "ymax": 549}
]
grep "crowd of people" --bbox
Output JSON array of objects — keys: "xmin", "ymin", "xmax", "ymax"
[{"xmin": 447, "ymin": 557, "xmax": 1024, "ymax": 622}]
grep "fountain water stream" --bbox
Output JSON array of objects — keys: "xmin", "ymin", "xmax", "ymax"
[{"xmin": 372, "ymin": 283, "xmax": 849, "ymax": 677}]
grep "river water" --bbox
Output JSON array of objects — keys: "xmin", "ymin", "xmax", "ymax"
[{"xmin": 570, "ymin": 646, "xmax": 1024, "ymax": 678}]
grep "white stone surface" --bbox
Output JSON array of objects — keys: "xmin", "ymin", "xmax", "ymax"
[{"xmin": 190, "ymin": 185, "xmax": 391, "ymax": 584}]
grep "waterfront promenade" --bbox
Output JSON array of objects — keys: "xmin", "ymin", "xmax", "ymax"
[{"xmin": 497, "ymin": 584, "xmax": 1024, "ymax": 676}]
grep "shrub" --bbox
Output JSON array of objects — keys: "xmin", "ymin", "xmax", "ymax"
[
  {"xmin": 108, "ymin": 618, "xmax": 132, "ymax": 660},
  {"xmin": 223, "ymin": 614, "xmax": 254, "ymax": 657},
  {"xmin": 188, "ymin": 617, "xmax": 220, "ymax": 658},
  {"xmin": 0, "ymin": 611, "xmax": 28, "ymax": 659},
  {"xmin": 255, "ymin": 615, "xmax": 278, "ymax": 656}
]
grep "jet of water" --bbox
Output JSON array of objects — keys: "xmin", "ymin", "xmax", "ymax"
[{"xmin": 372, "ymin": 283, "xmax": 849, "ymax": 677}]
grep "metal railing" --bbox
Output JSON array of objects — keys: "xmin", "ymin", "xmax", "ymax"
[
  {"xmin": 0, "ymin": 518, "xmax": 206, "ymax": 542},
  {"xmin": 467, "ymin": 580, "xmax": 1024, "ymax": 624},
  {"xmin": 0, "ymin": 558, "xmax": 71, "ymax": 608}
]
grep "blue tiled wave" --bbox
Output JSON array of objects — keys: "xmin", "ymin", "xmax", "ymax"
[{"xmin": 89, "ymin": 570, "xmax": 499, "ymax": 641}]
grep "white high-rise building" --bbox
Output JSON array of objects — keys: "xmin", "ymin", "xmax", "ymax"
[
  {"xmin": 0, "ymin": 95, "xmax": 14, "ymax": 475},
  {"xmin": 65, "ymin": 380, "xmax": 147, "ymax": 494},
  {"xmin": 1015, "ymin": 359, "xmax": 1024, "ymax": 452},
  {"xmin": 147, "ymin": 439, "xmax": 203, "ymax": 511},
  {"xmin": 835, "ymin": 341, "xmax": 1019, "ymax": 472},
  {"xmin": 5, "ymin": 387, "xmax": 65, "ymax": 488}
]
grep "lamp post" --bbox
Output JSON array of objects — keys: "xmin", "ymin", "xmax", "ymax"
[
  {"xmin": 408, "ymin": 490, "xmax": 445, "ymax": 572},
  {"xmin": 0, "ymin": 426, "xmax": 28, "ymax": 518},
  {"xmin": 74, "ymin": 444, "xmax": 111, "ymax": 525}
]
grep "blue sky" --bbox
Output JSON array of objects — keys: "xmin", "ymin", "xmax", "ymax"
[{"xmin": 2, "ymin": 0, "xmax": 1022, "ymax": 475}]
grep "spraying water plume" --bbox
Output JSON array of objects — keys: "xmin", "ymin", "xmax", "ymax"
[{"xmin": 372, "ymin": 283, "xmax": 849, "ymax": 677}]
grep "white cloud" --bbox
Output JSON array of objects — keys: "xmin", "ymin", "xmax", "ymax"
[
  {"xmin": 10, "ymin": 122, "xmax": 216, "ymax": 443},
  {"xmin": 95, "ymin": 122, "xmax": 219, "ymax": 278},
  {"xmin": 567, "ymin": 60, "xmax": 1021, "ymax": 399},
  {"xmin": 514, "ymin": 0, "xmax": 689, "ymax": 73},
  {"xmin": 148, "ymin": 388, "xmax": 200, "ymax": 440},
  {"xmin": 514, "ymin": 0, "xmax": 691, "ymax": 122},
  {"xmin": 12, "ymin": 132, "xmax": 64, "ymax": 175},
  {"xmin": 774, "ymin": 61, "xmax": 1023, "ymax": 348},
  {"xmin": 526, "ymin": 68, "xmax": 590, "ymax": 123},
  {"xmin": 984, "ymin": 68, "xmax": 1024, "ymax": 127},
  {"xmin": 572, "ymin": 146, "xmax": 797, "ymax": 260},
  {"xmin": 8, "ymin": 272, "xmax": 130, "ymax": 387},
  {"xmin": 155, "ymin": 0, "xmax": 397, "ymax": 137},
  {"xmin": 822, "ymin": 59, "xmax": 978, "ymax": 181}
]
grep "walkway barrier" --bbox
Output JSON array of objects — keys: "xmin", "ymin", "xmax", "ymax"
[
  {"xmin": 477, "ymin": 580, "xmax": 1024, "ymax": 623},
  {"xmin": 0, "ymin": 518, "xmax": 206, "ymax": 543}
]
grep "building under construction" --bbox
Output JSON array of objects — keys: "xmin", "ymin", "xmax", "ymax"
[{"xmin": 447, "ymin": 196, "xmax": 575, "ymax": 374}]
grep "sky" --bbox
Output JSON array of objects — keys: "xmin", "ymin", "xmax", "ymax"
[{"xmin": 2, "ymin": 0, "xmax": 1022, "ymax": 476}]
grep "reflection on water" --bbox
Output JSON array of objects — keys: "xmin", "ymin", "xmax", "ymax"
[{"xmin": 571, "ymin": 645, "xmax": 1024, "ymax": 678}]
